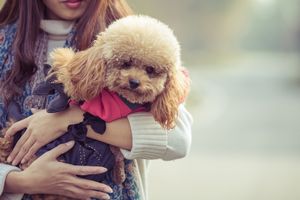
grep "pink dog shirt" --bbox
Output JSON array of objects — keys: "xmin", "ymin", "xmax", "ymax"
[{"xmin": 79, "ymin": 89, "xmax": 147, "ymax": 122}]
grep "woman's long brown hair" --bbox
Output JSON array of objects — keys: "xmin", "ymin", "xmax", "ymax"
[{"xmin": 0, "ymin": 0, "xmax": 133, "ymax": 104}]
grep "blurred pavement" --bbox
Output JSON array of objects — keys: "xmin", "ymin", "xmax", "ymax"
[{"xmin": 149, "ymin": 53, "xmax": 300, "ymax": 200}]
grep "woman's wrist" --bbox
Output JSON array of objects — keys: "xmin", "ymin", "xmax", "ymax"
[
  {"xmin": 87, "ymin": 118, "xmax": 132, "ymax": 150},
  {"xmin": 4, "ymin": 171, "xmax": 27, "ymax": 194},
  {"xmin": 59, "ymin": 105, "xmax": 85, "ymax": 131}
]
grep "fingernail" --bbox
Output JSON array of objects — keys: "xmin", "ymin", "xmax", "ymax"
[
  {"xmin": 105, "ymin": 187, "xmax": 113, "ymax": 193},
  {"xmin": 6, "ymin": 157, "xmax": 12, "ymax": 163},
  {"xmin": 12, "ymin": 160, "xmax": 17, "ymax": 166},
  {"xmin": 21, "ymin": 159, "xmax": 25, "ymax": 164},
  {"xmin": 66, "ymin": 140, "xmax": 74, "ymax": 146},
  {"xmin": 101, "ymin": 194, "xmax": 110, "ymax": 200},
  {"xmin": 99, "ymin": 167, "xmax": 107, "ymax": 173}
]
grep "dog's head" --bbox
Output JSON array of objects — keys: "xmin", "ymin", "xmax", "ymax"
[
  {"xmin": 98, "ymin": 15, "xmax": 187, "ymax": 128},
  {"xmin": 95, "ymin": 15, "xmax": 181, "ymax": 102}
]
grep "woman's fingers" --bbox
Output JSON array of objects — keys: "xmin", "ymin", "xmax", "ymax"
[
  {"xmin": 7, "ymin": 130, "xmax": 31, "ymax": 164},
  {"xmin": 45, "ymin": 142, "xmax": 113, "ymax": 198},
  {"xmin": 11, "ymin": 136, "xmax": 35, "ymax": 165},
  {"xmin": 30, "ymin": 108, "xmax": 40, "ymax": 113},
  {"xmin": 43, "ymin": 140, "xmax": 75, "ymax": 160},
  {"xmin": 15, "ymin": 141, "xmax": 113, "ymax": 199},
  {"xmin": 60, "ymin": 185, "xmax": 111, "ymax": 200},
  {"xmin": 67, "ymin": 164, "xmax": 108, "ymax": 176},
  {"xmin": 5, "ymin": 117, "xmax": 30, "ymax": 138},
  {"xmin": 68, "ymin": 175, "xmax": 113, "ymax": 194},
  {"xmin": 21, "ymin": 142, "xmax": 41, "ymax": 164}
]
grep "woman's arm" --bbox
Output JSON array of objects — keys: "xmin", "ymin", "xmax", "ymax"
[
  {"xmin": 121, "ymin": 104, "xmax": 192, "ymax": 160},
  {"xmin": 5, "ymin": 104, "xmax": 133, "ymax": 165},
  {"xmin": 5, "ymin": 106, "xmax": 84, "ymax": 165},
  {"xmin": 6, "ymin": 104, "xmax": 192, "ymax": 165},
  {"xmin": 0, "ymin": 164, "xmax": 23, "ymax": 200},
  {"xmin": 88, "ymin": 104, "xmax": 193, "ymax": 160},
  {"xmin": 87, "ymin": 117, "xmax": 133, "ymax": 150},
  {"xmin": 1, "ymin": 141, "xmax": 112, "ymax": 200}
]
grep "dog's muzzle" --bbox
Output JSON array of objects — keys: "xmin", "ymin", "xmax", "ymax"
[{"xmin": 129, "ymin": 79, "xmax": 140, "ymax": 89}]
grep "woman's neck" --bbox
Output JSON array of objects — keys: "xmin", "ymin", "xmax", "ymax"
[{"xmin": 40, "ymin": 20, "xmax": 74, "ymax": 40}]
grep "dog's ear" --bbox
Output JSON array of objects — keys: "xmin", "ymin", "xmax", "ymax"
[
  {"xmin": 49, "ymin": 48, "xmax": 76, "ymax": 97},
  {"xmin": 67, "ymin": 47, "xmax": 106, "ymax": 100},
  {"xmin": 51, "ymin": 47, "xmax": 106, "ymax": 101},
  {"xmin": 151, "ymin": 68, "xmax": 188, "ymax": 129},
  {"xmin": 50, "ymin": 48, "xmax": 75, "ymax": 70}
]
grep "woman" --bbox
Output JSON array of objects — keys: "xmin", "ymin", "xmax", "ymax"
[{"xmin": 0, "ymin": 0, "xmax": 192, "ymax": 200}]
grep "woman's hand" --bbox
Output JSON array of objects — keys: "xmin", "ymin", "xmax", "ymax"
[
  {"xmin": 5, "ymin": 141, "xmax": 112, "ymax": 200},
  {"xmin": 5, "ymin": 106, "xmax": 84, "ymax": 165}
]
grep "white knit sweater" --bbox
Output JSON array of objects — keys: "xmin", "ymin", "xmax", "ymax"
[{"xmin": 0, "ymin": 20, "xmax": 193, "ymax": 200}]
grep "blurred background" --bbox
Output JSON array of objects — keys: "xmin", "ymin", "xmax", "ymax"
[
  {"xmin": 1, "ymin": 0, "xmax": 300, "ymax": 199},
  {"xmin": 128, "ymin": 0, "xmax": 300, "ymax": 200}
]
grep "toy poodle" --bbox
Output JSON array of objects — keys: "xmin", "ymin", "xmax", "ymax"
[{"xmin": 50, "ymin": 15, "xmax": 188, "ymax": 129}]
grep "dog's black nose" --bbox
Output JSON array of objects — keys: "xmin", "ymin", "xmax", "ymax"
[{"xmin": 129, "ymin": 79, "xmax": 140, "ymax": 89}]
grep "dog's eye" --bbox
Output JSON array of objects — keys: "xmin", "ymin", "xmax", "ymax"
[
  {"xmin": 122, "ymin": 60, "xmax": 132, "ymax": 69},
  {"xmin": 145, "ymin": 66, "xmax": 155, "ymax": 75}
]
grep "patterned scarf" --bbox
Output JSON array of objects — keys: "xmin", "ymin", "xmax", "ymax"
[{"xmin": 0, "ymin": 22, "xmax": 140, "ymax": 200}]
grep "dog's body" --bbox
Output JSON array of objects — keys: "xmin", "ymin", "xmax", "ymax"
[{"xmin": 0, "ymin": 15, "xmax": 189, "ymax": 199}]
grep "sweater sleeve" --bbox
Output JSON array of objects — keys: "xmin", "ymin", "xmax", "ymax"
[
  {"xmin": 0, "ymin": 164, "xmax": 23, "ymax": 200},
  {"xmin": 120, "ymin": 104, "xmax": 193, "ymax": 160}
]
